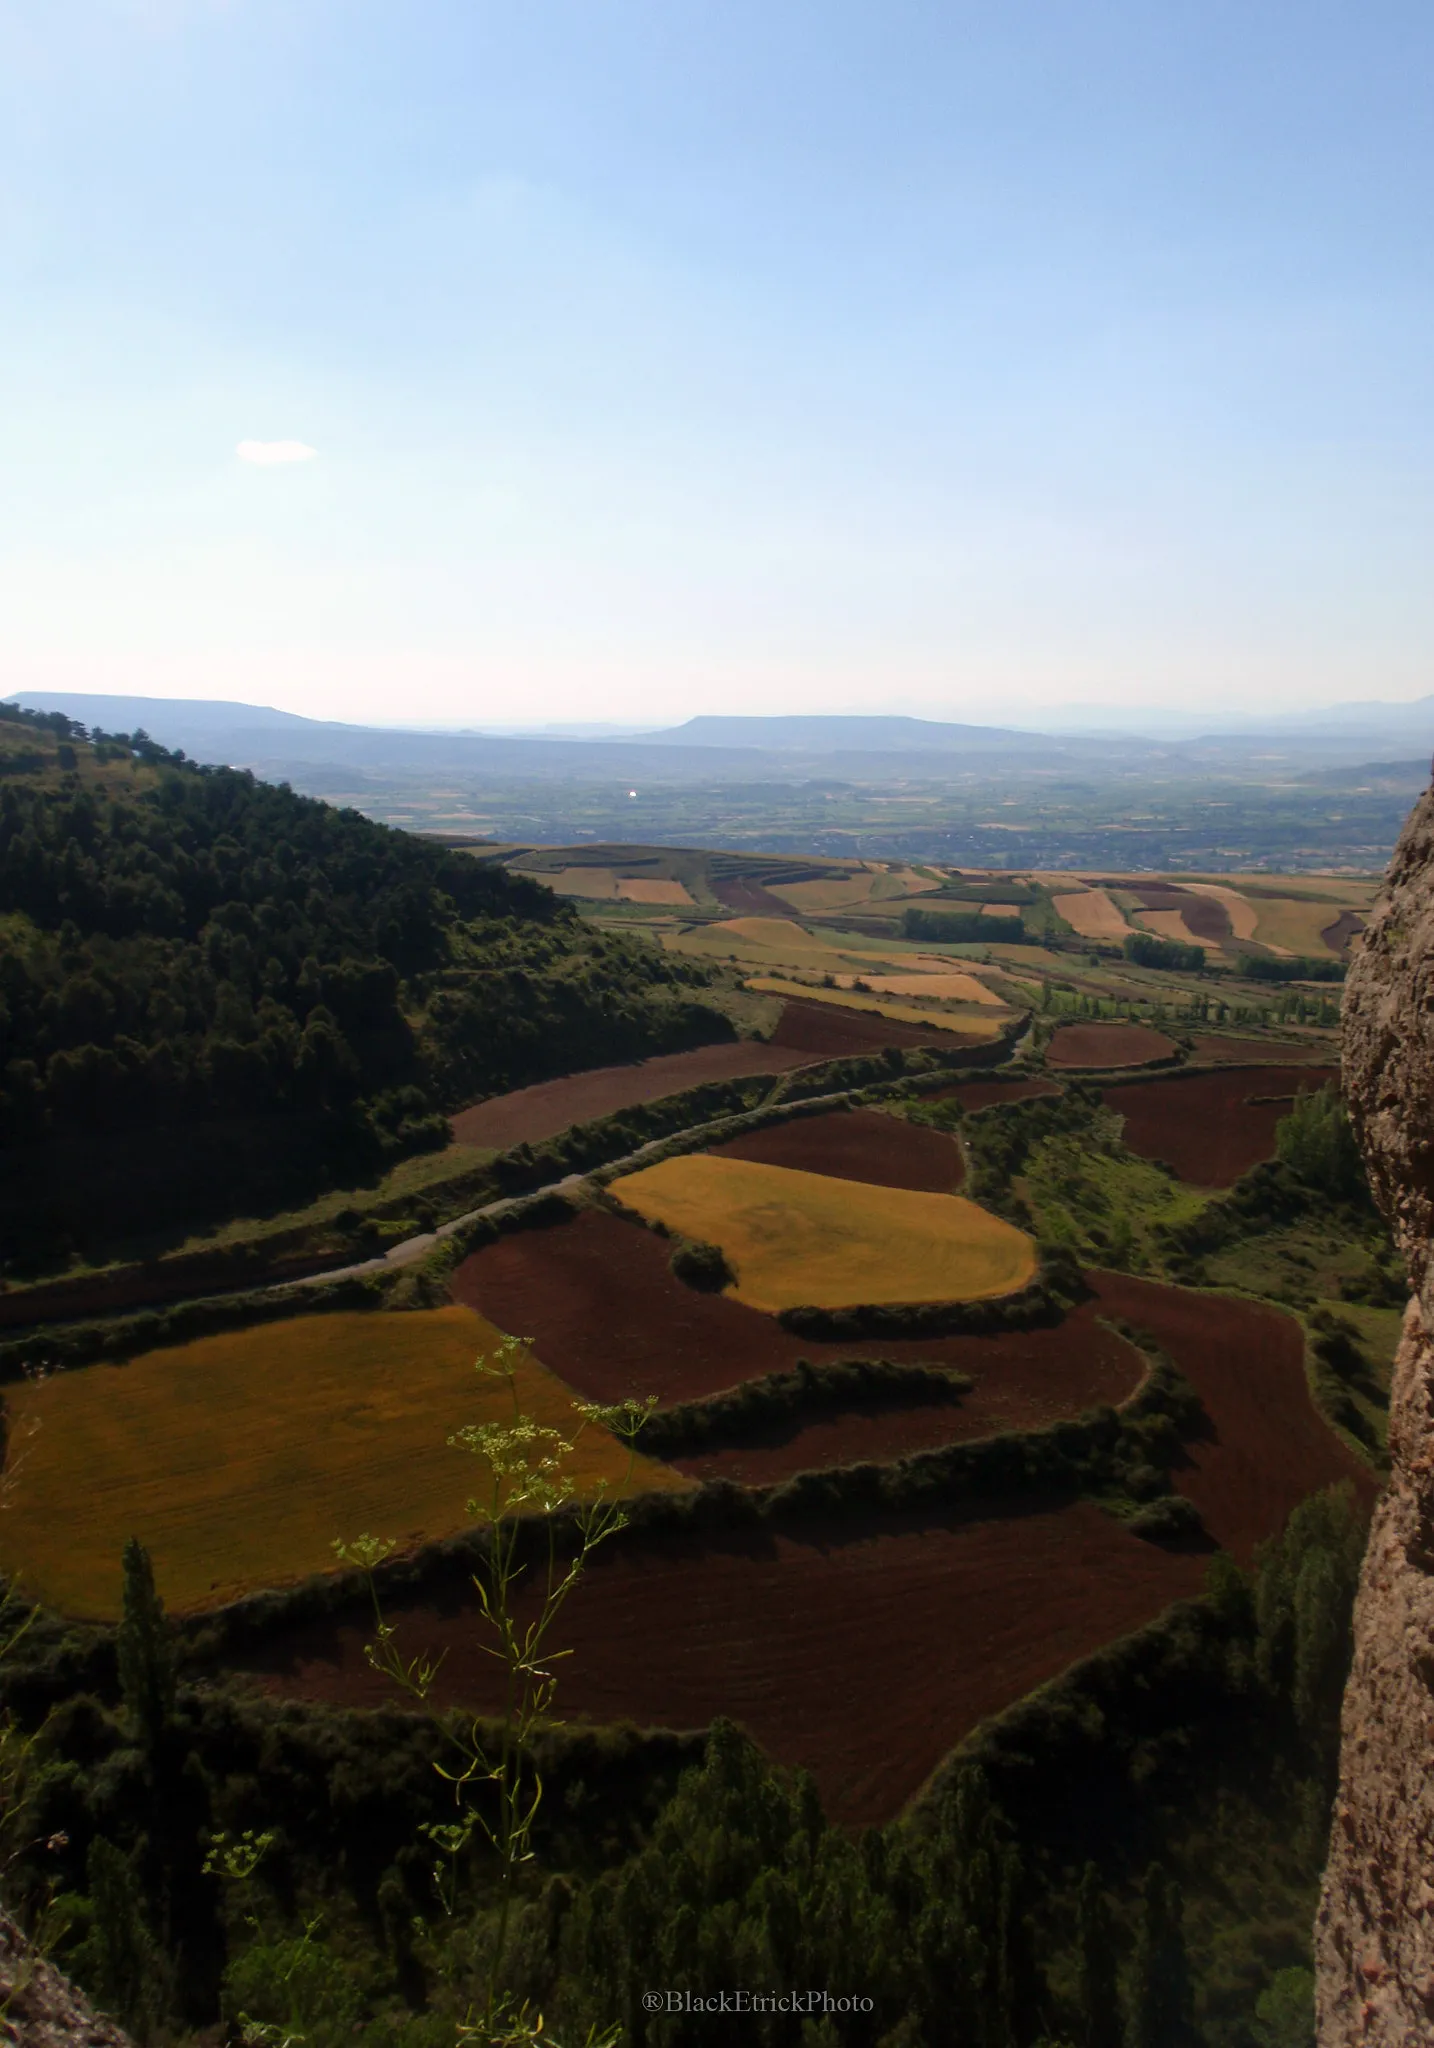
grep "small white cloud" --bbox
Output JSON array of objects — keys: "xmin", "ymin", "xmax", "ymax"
[{"xmin": 236, "ymin": 440, "xmax": 318, "ymax": 466}]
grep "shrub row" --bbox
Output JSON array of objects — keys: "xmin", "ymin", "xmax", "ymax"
[
  {"xmin": 775, "ymin": 1243, "xmax": 1088, "ymax": 1342},
  {"xmin": 640, "ymin": 1356, "xmax": 975, "ymax": 1459},
  {"xmin": 184, "ymin": 1322, "xmax": 1204, "ymax": 1667}
]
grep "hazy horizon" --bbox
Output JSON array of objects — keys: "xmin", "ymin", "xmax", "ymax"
[{"xmin": 3, "ymin": 3, "xmax": 1432, "ymax": 727}]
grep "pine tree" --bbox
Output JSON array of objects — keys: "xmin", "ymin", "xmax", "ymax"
[
  {"xmin": 1125, "ymin": 1865, "xmax": 1194, "ymax": 2048},
  {"xmin": 79, "ymin": 1835, "xmax": 165, "ymax": 2040},
  {"xmin": 1074, "ymin": 1863, "xmax": 1122, "ymax": 2048},
  {"xmin": 116, "ymin": 1536, "xmax": 174, "ymax": 1749}
]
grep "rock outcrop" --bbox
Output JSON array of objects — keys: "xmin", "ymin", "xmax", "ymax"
[
  {"xmin": 0, "ymin": 1910, "xmax": 132, "ymax": 2047},
  {"xmin": 1316, "ymin": 785, "xmax": 1434, "ymax": 2045}
]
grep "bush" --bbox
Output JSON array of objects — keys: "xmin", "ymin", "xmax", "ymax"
[
  {"xmin": 1127, "ymin": 1495, "xmax": 1206, "ymax": 1545},
  {"xmin": 668, "ymin": 1237, "xmax": 736, "ymax": 1292},
  {"xmin": 1275, "ymin": 1084, "xmax": 1366, "ymax": 1203}
]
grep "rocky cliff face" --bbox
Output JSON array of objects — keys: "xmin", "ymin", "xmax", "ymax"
[
  {"xmin": 1316, "ymin": 784, "xmax": 1434, "ymax": 2045},
  {"xmin": 0, "ymin": 1909, "xmax": 133, "ymax": 2047}
]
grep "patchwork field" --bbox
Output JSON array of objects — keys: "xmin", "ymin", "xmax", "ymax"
[
  {"xmin": 618, "ymin": 877, "xmax": 693, "ymax": 905},
  {"xmin": 450, "ymin": 1208, "xmax": 1140, "ymax": 1420},
  {"xmin": 1045, "ymin": 1022, "xmax": 1180, "ymax": 1069},
  {"xmin": 1105, "ymin": 1066, "xmax": 1340, "ymax": 1187},
  {"xmin": 744, "ymin": 979, "xmax": 1006, "ymax": 1037},
  {"xmin": 609, "ymin": 1155, "xmax": 1038, "ymax": 1312},
  {"xmin": 0, "ymin": 1308, "xmax": 682, "ymax": 1619},
  {"xmin": 1052, "ymin": 888, "xmax": 1130, "ymax": 941},
  {"xmin": 834, "ymin": 970, "xmax": 1004, "ymax": 1004},
  {"xmin": 242, "ymin": 1273, "xmax": 1372, "ymax": 1826},
  {"xmin": 710, "ymin": 1106, "xmax": 963, "ymax": 1192},
  {"xmin": 766, "ymin": 996, "xmax": 968, "ymax": 1055},
  {"xmin": 1188, "ymin": 1033, "xmax": 1326, "ymax": 1064},
  {"xmin": 448, "ymin": 1037, "xmax": 812, "ymax": 1149}
]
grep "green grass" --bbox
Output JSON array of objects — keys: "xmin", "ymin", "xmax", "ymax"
[
  {"xmin": 1020, "ymin": 1114, "xmax": 1210, "ymax": 1269},
  {"xmin": 1201, "ymin": 1218, "xmax": 1397, "ymax": 1312}
]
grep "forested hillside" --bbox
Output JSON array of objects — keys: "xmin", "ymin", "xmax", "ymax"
[{"xmin": 0, "ymin": 705, "xmax": 731, "ymax": 1261}]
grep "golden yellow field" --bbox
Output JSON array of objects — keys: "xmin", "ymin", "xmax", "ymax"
[
  {"xmin": 770, "ymin": 873, "xmax": 879, "ymax": 912},
  {"xmin": 1052, "ymin": 889, "xmax": 1130, "ymax": 941},
  {"xmin": 742, "ymin": 977, "xmax": 1007, "ymax": 1036},
  {"xmin": 549, "ymin": 865, "xmax": 619, "ymax": 898},
  {"xmin": 610, "ymin": 1156, "xmax": 1038, "ymax": 1314},
  {"xmin": 1244, "ymin": 895, "xmax": 1355, "ymax": 958},
  {"xmin": 1135, "ymin": 908, "xmax": 1230, "ymax": 953},
  {"xmin": 0, "ymin": 1308, "xmax": 682, "ymax": 1619},
  {"xmin": 835, "ymin": 971, "xmax": 1004, "ymax": 1005},
  {"xmin": 617, "ymin": 877, "xmax": 693, "ymax": 904}
]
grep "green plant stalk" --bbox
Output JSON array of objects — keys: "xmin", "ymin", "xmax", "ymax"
[{"xmin": 336, "ymin": 1336, "xmax": 651, "ymax": 2045}]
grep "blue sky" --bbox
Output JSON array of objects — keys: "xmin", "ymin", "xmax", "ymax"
[{"xmin": 1, "ymin": 0, "xmax": 1431, "ymax": 727}]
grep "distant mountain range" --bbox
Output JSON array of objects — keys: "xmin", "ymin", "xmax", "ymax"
[{"xmin": 7, "ymin": 690, "xmax": 1434, "ymax": 784}]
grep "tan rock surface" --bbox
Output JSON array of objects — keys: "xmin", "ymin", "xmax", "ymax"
[
  {"xmin": 0, "ymin": 1910, "xmax": 133, "ymax": 2047},
  {"xmin": 1316, "ymin": 779, "xmax": 1434, "ymax": 2045}
]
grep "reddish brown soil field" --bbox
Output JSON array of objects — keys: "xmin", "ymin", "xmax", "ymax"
[
  {"xmin": 1046, "ymin": 1023, "xmax": 1180, "ymax": 1069},
  {"xmin": 1322, "ymin": 909, "xmax": 1367, "ymax": 958},
  {"xmin": 450, "ymin": 1208, "xmax": 1141, "ymax": 1422},
  {"xmin": 1128, "ymin": 886, "xmax": 1230, "ymax": 943},
  {"xmin": 1087, "ymin": 1271, "xmax": 1376, "ymax": 1563},
  {"xmin": 1189, "ymin": 1035, "xmax": 1329, "ymax": 1064},
  {"xmin": 708, "ymin": 1107, "xmax": 964, "ymax": 1193},
  {"xmin": 244, "ymin": 1497, "xmax": 1204, "ymax": 1826},
  {"xmin": 928, "ymin": 1076, "xmax": 1063, "ymax": 1112},
  {"xmin": 1103, "ymin": 1065, "xmax": 1339, "ymax": 1186},
  {"xmin": 767, "ymin": 996, "xmax": 968, "ymax": 1056},
  {"xmin": 449, "ymin": 1039, "xmax": 812, "ymax": 1149},
  {"xmin": 713, "ymin": 875, "xmax": 799, "ymax": 917}
]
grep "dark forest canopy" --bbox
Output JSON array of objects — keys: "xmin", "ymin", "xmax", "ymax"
[{"xmin": 0, "ymin": 705, "xmax": 732, "ymax": 1249}]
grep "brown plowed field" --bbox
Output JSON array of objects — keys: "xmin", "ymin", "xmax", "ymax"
[
  {"xmin": 1086, "ymin": 1271, "xmax": 1376, "ymax": 1562},
  {"xmin": 448, "ymin": 1039, "xmax": 811, "ymax": 1149},
  {"xmin": 243, "ymin": 1497, "xmax": 1204, "ymax": 1826},
  {"xmin": 1128, "ymin": 887, "xmax": 1231, "ymax": 943},
  {"xmin": 1103, "ymin": 1066, "xmax": 1339, "ymax": 1187},
  {"xmin": 713, "ymin": 875, "xmax": 800, "ymax": 917},
  {"xmin": 1046, "ymin": 1023, "xmax": 1180, "ymax": 1069},
  {"xmin": 1189, "ymin": 1035, "xmax": 1328, "ymax": 1064},
  {"xmin": 450, "ymin": 1209, "xmax": 1141, "ymax": 1422},
  {"xmin": 929, "ymin": 1076, "xmax": 1063, "ymax": 1112},
  {"xmin": 1322, "ymin": 909, "xmax": 1366, "ymax": 958},
  {"xmin": 767, "ymin": 996, "xmax": 969, "ymax": 1056},
  {"xmin": 708, "ymin": 1108, "xmax": 964, "ymax": 1193}
]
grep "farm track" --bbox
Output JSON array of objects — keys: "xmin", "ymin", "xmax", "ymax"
[{"xmin": 1103, "ymin": 1065, "xmax": 1339, "ymax": 1187}]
